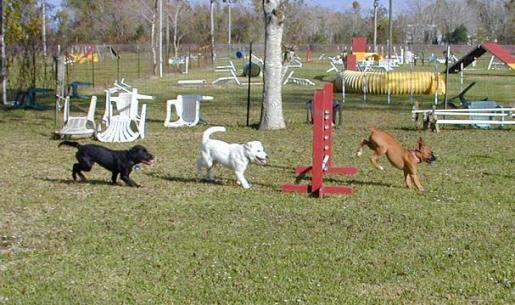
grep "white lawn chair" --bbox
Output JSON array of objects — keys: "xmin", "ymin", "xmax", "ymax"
[
  {"xmin": 164, "ymin": 95, "xmax": 214, "ymax": 128},
  {"xmin": 55, "ymin": 96, "xmax": 97, "ymax": 138},
  {"xmin": 97, "ymin": 88, "xmax": 152, "ymax": 142}
]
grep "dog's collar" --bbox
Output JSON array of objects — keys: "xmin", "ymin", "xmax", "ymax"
[{"xmin": 411, "ymin": 150, "xmax": 422, "ymax": 164}]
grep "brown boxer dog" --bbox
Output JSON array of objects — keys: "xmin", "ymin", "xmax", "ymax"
[{"xmin": 356, "ymin": 129, "xmax": 436, "ymax": 192}]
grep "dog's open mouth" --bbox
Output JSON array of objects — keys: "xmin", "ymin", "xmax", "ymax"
[
  {"xmin": 140, "ymin": 159, "xmax": 155, "ymax": 166},
  {"xmin": 255, "ymin": 157, "xmax": 268, "ymax": 165}
]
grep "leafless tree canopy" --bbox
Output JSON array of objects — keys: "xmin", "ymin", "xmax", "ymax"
[{"xmin": 42, "ymin": 0, "xmax": 513, "ymax": 47}]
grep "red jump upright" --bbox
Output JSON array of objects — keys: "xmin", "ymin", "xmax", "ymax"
[{"xmin": 282, "ymin": 83, "xmax": 358, "ymax": 197}]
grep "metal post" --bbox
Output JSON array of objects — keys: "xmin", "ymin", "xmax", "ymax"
[
  {"xmin": 444, "ymin": 45, "xmax": 450, "ymax": 109},
  {"xmin": 387, "ymin": 0, "xmax": 392, "ymax": 69},
  {"xmin": 158, "ymin": 0, "xmax": 163, "ymax": 78},
  {"xmin": 460, "ymin": 62, "xmax": 464, "ymax": 92},
  {"xmin": 137, "ymin": 45, "xmax": 141, "ymax": 79},
  {"xmin": 373, "ymin": 0, "xmax": 378, "ymax": 53},
  {"xmin": 32, "ymin": 40, "xmax": 36, "ymax": 87},
  {"xmin": 42, "ymin": 1, "xmax": 47, "ymax": 57},
  {"xmin": 117, "ymin": 56, "xmax": 120, "ymax": 82},
  {"xmin": 228, "ymin": 2, "xmax": 232, "ymax": 56},
  {"xmin": 166, "ymin": 13, "xmax": 170, "ymax": 71},
  {"xmin": 434, "ymin": 62, "xmax": 438, "ymax": 105},
  {"xmin": 1, "ymin": 0, "xmax": 7, "ymax": 106},
  {"xmin": 210, "ymin": 0, "xmax": 215, "ymax": 65},
  {"xmin": 246, "ymin": 42, "xmax": 252, "ymax": 127},
  {"xmin": 91, "ymin": 47, "xmax": 95, "ymax": 87},
  {"xmin": 341, "ymin": 74, "xmax": 345, "ymax": 104}
]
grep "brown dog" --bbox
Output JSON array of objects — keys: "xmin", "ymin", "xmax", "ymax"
[{"xmin": 357, "ymin": 128, "xmax": 436, "ymax": 192}]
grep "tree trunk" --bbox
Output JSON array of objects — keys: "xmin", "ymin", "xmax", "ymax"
[
  {"xmin": 260, "ymin": 0, "xmax": 286, "ymax": 129},
  {"xmin": 173, "ymin": 5, "xmax": 180, "ymax": 58}
]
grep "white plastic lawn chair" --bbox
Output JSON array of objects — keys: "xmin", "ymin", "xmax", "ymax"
[
  {"xmin": 164, "ymin": 95, "xmax": 214, "ymax": 127},
  {"xmin": 97, "ymin": 88, "xmax": 152, "ymax": 142},
  {"xmin": 164, "ymin": 95, "xmax": 201, "ymax": 127},
  {"xmin": 55, "ymin": 96, "xmax": 97, "ymax": 138}
]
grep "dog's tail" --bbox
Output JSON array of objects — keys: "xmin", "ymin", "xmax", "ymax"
[
  {"xmin": 202, "ymin": 126, "xmax": 226, "ymax": 144},
  {"xmin": 58, "ymin": 141, "xmax": 81, "ymax": 149}
]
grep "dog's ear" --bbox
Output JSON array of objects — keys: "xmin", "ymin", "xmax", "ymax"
[{"xmin": 418, "ymin": 137, "xmax": 425, "ymax": 149}]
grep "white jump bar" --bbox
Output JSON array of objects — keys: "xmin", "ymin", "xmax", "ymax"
[
  {"xmin": 437, "ymin": 120, "xmax": 515, "ymax": 125},
  {"xmin": 431, "ymin": 112, "xmax": 510, "ymax": 117},
  {"xmin": 412, "ymin": 108, "xmax": 515, "ymax": 114}
]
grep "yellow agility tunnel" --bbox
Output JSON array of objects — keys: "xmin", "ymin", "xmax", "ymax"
[{"xmin": 335, "ymin": 70, "xmax": 446, "ymax": 95}]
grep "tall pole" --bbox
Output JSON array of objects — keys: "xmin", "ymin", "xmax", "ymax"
[
  {"xmin": 42, "ymin": 1, "xmax": 47, "ymax": 57},
  {"xmin": 444, "ymin": 45, "xmax": 450, "ymax": 109},
  {"xmin": 210, "ymin": 0, "xmax": 215, "ymax": 64},
  {"xmin": 373, "ymin": 0, "xmax": 378, "ymax": 53},
  {"xmin": 246, "ymin": 42, "xmax": 252, "ymax": 127},
  {"xmin": 166, "ymin": 13, "xmax": 169, "ymax": 69},
  {"xmin": 0, "ymin": 0, "xmax": 6, "ymax": 106},
  {"xmin": 158, "ymin": 0, "xmax": 163, "ymax": 78},
  {"xmin": 387, "ymin": 0, "xmax": 392, "ymax": 63},
  {"xmin": 228, "ymin": 2, "xmax": 231, "ymax": 54},
  {"xmin": 387, "ymin": 0, "xmax": 393, "ymax": 104}
]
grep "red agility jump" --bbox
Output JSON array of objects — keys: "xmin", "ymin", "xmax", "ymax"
[{"xmin": 282, "ymin": 83, "xmax": 358, "ymax": 197}]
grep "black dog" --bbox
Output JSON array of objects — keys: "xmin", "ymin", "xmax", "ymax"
[{"xmin": 59, "ymin": 141, "xmax": 154, "ymax": 187}]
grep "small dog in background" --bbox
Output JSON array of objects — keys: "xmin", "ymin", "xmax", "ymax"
[
  {"xmin": 59, "ymin": 141, "xmax": 154, "ymax": 187},
  {"xmin": 197, "ymin": 126, "xmax": 268, "ymax": 189},
  {"xmin": 356, "ymin": 128, "xmax": 436, "ymax": 192}
]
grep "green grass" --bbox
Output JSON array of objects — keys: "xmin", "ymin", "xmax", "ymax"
[{"xmin": 0, "ymin": 59, "xmax": 514, "ymax": 304}]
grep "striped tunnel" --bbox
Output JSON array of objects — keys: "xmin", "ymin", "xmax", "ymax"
[{"xmin": 334, "ymin": 71, "xmax": 446, "ymax": 95}]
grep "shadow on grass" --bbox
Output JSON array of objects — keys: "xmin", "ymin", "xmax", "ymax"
[
  {"xmin": 148, "ymin": 172, "xmax": 225, "ymax": 185},
  {"xmin": 264, "ymin": 164, "xmax": 295, "ymax": 171},
  {"xmin": 482, "ymin": 172, "xmax": 515, "ymax": 179},
  {"xmin": 40, "ymin": 177, "xmax": 115, "ymax": 186},
  {"xmin": 290, "ymin": 174, "xmax": 396, "ymax": 188},
  {"xmin": 146, "ymin": 172, "xmax": 277, "ymax": 188}
]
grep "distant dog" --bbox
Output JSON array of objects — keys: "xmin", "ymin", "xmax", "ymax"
[
  {"xmin": 197, "ymin": 126, "xmax": 268, "ymax": 189},
  {"xmin": 356, "ymin": 128, "xmax": 436, "ymax": 192},
  {"xmin": 59, "ymin": 141, "xmax": 154, "ymax": 187}
]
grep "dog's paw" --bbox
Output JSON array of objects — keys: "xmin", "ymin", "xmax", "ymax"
[
  {"xmin": 356, "ymin": 151, "xmax": 362, "ymax": 157},
  {"xmin": 378, "ymin": 166, "xmax": 384, "ymax": 171}
]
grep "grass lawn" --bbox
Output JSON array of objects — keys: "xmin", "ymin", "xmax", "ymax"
[{"xmin": 1, "ymin": 58, "xmax": 514, "ymax": 304}]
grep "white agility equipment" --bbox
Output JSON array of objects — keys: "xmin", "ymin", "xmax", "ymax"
[
  {"xmin": 97, "ymin": 82, "xmax": 154, "ymax": 142},
  {"xmin": 55, "ymin": 96, "xmax": 97, "ymax": 138},
  {"xmin": 164, "ymin": 95, "xmax": 214, "ymax": 128},
  {"xmin": 412, "ymin": 107, "xmax": 515, "ymax": 133},
  {"xmin": 282, "ymin": 66, "xmax": 315, "ymax": 86},
  {"xmin": 177, "ymin": 80, "xmax": 207, "ymax": 85},
  {"xmin": 212, "ymin": 69, "xmax": 241, "ymax": 85},
  {"xmin": 213, "ymin": 61, "xmax": 241, "ymax": 85},
  {"xmin": 326, "ymin": 56, "xmax": 343, "ymax": 73}
]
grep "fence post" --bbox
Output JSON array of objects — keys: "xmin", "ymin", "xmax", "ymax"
[
  {"xmin": 444, "ymin": 45, "xmax": 450, "ymax": 109},
  {"xmin": 91, "ymin": 48, "xmax": 95, "ymax": 87},
  {"xmin": 246, "ymin": 42, "xmax": 252, "ymax": 127}
]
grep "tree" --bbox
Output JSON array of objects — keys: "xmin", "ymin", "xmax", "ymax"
[
  {"xmin": 260, "ymin": 0, "xmax": 286, "ymax": 129},
  {"xmin": 445, "ymin": 24, "xmax": 468, "ymax": 43},
  {"xmin": 1, "ymin": 0, "xmax": 6, "ymax": 106}
]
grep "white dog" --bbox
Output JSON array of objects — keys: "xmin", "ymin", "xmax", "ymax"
[{"xmin": 197, "ymin": 126, "xmax": 268, "ymax": 189}]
